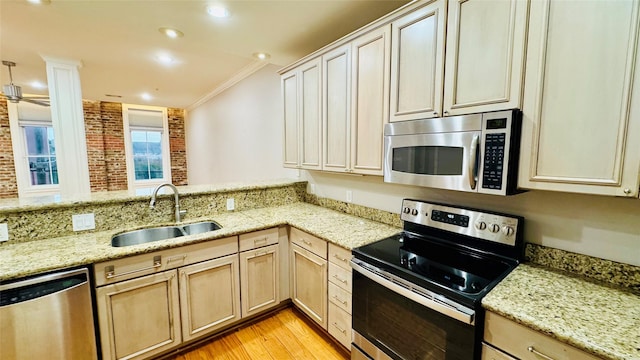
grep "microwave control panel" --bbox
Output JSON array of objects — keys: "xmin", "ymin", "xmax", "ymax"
[{"xmin": 478, "ymin": 109, "xmax": 520, "ymax": 195}]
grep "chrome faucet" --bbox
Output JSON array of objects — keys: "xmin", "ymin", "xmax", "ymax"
[{"xmin": 149, "ymin": 183, "xmax": 186, "ymax": 223}]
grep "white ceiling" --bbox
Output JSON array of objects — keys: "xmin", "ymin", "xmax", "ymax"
[{"xmin": 0, "ymin": 0, "xmax": 410, "ymax": 109}]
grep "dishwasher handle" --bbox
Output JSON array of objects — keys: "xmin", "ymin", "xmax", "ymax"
[{"xmin": 0, "ymin": 268, "xmax": 89, "ymax": 307}]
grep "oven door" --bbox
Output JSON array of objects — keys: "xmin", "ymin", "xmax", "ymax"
[
  {"xmin": 351, "ymin": 261, "xmax": 478, "ymax": 360},
  {"xmin": 383, "ymin": 131, "xmax": 480, "ymax": 192}
]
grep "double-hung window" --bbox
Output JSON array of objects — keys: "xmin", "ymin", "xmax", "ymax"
[
  {"xmin": 122, "ymin": 104, "xmax": 171, "ymax": 192},
  {"xmin": 8, "ymin": 101, "xmax": 60, "ymax": 197}
]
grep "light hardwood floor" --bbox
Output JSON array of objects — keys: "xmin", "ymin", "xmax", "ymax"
[{"xmin": 168, "ymin": 307, "xmax": 350, "ymax": 360}]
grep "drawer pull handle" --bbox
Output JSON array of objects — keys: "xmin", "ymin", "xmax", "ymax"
[
  {"xmin": 331, "ymin": 322, "xmax": 347, "ymax": 334},
  {"xmin": 333, "ymin": 254, "xmax": 348, "ymax": 262},
  {"xmin": 528, "ymin": 346, "xmax": 555, "ymax": 360},
  {"xmin": 167, "ymin": 255, "xmax": 187, "ymax": 264},
  {"xmin": 332, "ymin": 274, "xmax": 348, "ymax": 284},
  {"xmin": 254, "ymin": 237, "xmax": 268, "ymax": 244},
  {"xmin": 332, "ymin": 295, "xmax": 348, "ymax": 305},
  {"xmin": 106, "ymin": 256, "xmax": 162, "ymax": 279},
  {"xmin": 302, "ymin": 239, "xmax": 313, "ymax": 246}
]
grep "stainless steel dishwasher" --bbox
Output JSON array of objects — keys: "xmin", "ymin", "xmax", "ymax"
[{"xmin": 0, "ymin": 267, "xmax": 98, "ymax": 360}]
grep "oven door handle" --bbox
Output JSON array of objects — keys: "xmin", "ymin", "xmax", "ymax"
[{"xmin": 351, "ymin": 260, "xmax": 475, "ymax": 325}]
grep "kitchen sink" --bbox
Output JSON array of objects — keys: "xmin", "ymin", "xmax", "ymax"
[{"xmin": 111, "ymin": 221, "xmax": 222, "ymax": 247}]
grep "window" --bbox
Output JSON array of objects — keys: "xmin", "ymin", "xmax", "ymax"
[
  {"xmin": 122, "ymin": 104, "xmax": 171, "ymax": 192},
  {"xmin": 7, "ymin": 101, "xmax": 60, "ymax": 196}
]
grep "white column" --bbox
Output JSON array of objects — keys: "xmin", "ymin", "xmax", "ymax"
[{"xmin": 44, "ymin": 57, "xmax": 91, "ymax": 197}]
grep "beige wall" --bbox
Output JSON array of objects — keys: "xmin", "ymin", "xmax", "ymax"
[
  {"xmin": 186, "ymin": 64, "xmax": 297, "ymax": 184},
  {"xmin": 186, "ymin": 65, "xmax": 640, "ymax": 267}
]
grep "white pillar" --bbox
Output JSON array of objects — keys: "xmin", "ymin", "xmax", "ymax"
[{"xmin": 44, "ymin": 57, "xmax": 91, "ymax": 197}]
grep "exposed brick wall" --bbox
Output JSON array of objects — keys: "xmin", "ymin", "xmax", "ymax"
[
  {"xmin": 0, "ymin": 96, "xmax": 18, "ymax": 198},
  {"xmin": 168, "ymin": 107, "xmax": 187, "ymax": 186},
  {"xmin": 83, "ymin": 100, "xmax": 108, "ymax": 192},
  {"xmin": 101, "ymin": 102, "xmax": 128, "ymax": 191}
]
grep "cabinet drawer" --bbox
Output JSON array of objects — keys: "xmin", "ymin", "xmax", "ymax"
[
  {"xmin": 328, "ymin": 282, "xmax": 351, "ymax": 314},
  {"xmin": 290, "ymin": 227, "xmax": 327, "ymax": 259},
  {"xmin": 328, "ymin": 243, "xmax": 351, "ymax": 270},
  {"xmin": 94, "ymin": 236, "xmax": 238, "ymax": 286},
  {"xmin": 482, "ymin": 343, "xmax": 516, "ymax": 360},
  {"xmin": 239, "ymin": 228, "xmax": 278, "ymax": 252},
  {"xmin": 484, "ymin": 312, "xmax": 600, "ymax": 360},
  {"xmin": 328, "ymin": 302, "xmax": 352, "ymax": 349},
  {"xmin": 328, "ymin": 262, "xmax": 352, "ymax": 292}
]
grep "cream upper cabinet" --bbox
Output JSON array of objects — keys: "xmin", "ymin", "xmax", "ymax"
[
  {"xmin": 389, "ymin": 0, "xmax": 528, "ymax": 122},
  {"xmin": 443, "ymin": 0, "xmax": 528, "ymax": 115},
  {"xmin": 518, "ymin": 0, "xmax": 640, "ymax": 197},
  {"xmin": 323, "ymin": 44, "xmax": 352, "ymax": 173},
  {"xmin": 350, "ymin": 25, "xmax": 391, "ymax": 175},
  {"xmin": 390, "ymin": 1, "xmax": 446, "ymax": 122},
  {"xmin": 282, "ymin": 58, "xmax": 322, "ymax": 170}
]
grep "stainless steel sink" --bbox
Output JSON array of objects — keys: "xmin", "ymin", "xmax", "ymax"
[
  {"xmin": 111, "ymin": 221, "xmax": 223, "ymax": 247},
  {"xmin": 181, "ymin": 221, "xmax": 221, "ymax": 235}
]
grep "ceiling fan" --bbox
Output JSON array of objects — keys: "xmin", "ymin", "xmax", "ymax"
[{"xmin": 2, "ymin": 60, "xmax": 50, "ymax": 107}]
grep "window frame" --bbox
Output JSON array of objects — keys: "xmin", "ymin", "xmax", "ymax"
[
  {"xmin": 122, "ymin": 104, "xmax": 172, "ymax": 192},
  {"xmin": 7, "ymin": 101, "xmax": 60, "ymax": 197}
]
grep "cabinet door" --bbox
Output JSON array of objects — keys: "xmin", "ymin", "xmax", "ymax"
[
  {"xmin": 290, "ymin": 243, "xmax": 328, "ymax": 329},
  {"xmin": 323, "ymin": 44, "xmax": 351, "ymax": 172},
  {"xmin": 240, "ymin": 244, "xmax": 280, "ymax": 317},
  {"xmin": 351, "ymin": 25, "xmax": 391, "ymax": 175},
  {"xmin": 390, "ymin": 1, "xmax": 446, "ymax": 122},
  {"xmin": 96, "ymin": 270, "xmax": 181, "ymax": 360},
  {"xmin": 300, "ymin": 59, "xmax": 323, "ymax": 170},
  {"xmin": 443, "ymin": 0, "xmax": 528, "ymax": 115},
  {"xmin": 282, "ymin": 70, "xmax": 299, "ymax": 168},
  {"xmin": 178, "ymin": 254, "xmax": 241, "ymax": 342},
  {"xmin": 519, "ymin": 0, "xmax": 640, "ymax": 197}
]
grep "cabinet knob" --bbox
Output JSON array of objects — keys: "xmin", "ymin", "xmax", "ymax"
[
  {"xmin": 623, "ymin": 188, "xmax": 632, "ymax": 195},
  {"xmin": 433, "ymin": 112, "xmax": 438, "ymax": 117},
  {"xmin": 443, "ymin": 111, "xmax": 450, "ymax": 116}
]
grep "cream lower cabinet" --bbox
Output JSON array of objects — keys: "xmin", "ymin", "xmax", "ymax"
[
  {"xmin": 289, "ymin": 227, "xmax": 328, "ymax": 330},
  {"xmin": 95, "ymin": 236, "xmax": 239, "ymax": 360},
  {"xmin": 327, "ymin": 244, "xmax": 353, "ymax": 349},
  {"xmin": 178, "ymin": 254, "xmax": 241, "ymax": 342},
  {"xmin": 518, "ymin": 0, "xmax": 640, "ymax": 197},
  {"xmin": 483, "ymin": 312, "xmax": 600, "ymax": 360},
  {"xmin": 239, "ymin": 228, "xmax": 280, "ymax": 317},
  {"xmin": 96, "ymin": 270, "xmax": 181, "ymax": 360}
]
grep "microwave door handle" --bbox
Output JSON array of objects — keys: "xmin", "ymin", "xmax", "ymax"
[{"xmin": 468, "ymin": 135, "xmax": 479, "ymax": 190}]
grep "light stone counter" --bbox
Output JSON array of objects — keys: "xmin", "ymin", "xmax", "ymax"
[
  {"xmin": 482, "ymin": 264, "xmax": 640, "ymax": 360},
  {"xmin": 0, "ymin": 202, "xmax": 400, "ymax": 281}
]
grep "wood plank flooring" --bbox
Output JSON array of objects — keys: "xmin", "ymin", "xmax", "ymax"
[{"xmin": 167, "ymin": 307, "xmax": 350, "ymax": 360}]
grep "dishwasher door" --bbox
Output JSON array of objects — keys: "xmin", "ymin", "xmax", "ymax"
[{"xmin": 0, "ymin": 267, "xmax": 98, "ymax": 360}]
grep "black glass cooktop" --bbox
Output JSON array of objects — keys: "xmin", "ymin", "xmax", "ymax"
[{"xmin": 352, "ymin": 232, "xmax": 518, "ymax": 306}]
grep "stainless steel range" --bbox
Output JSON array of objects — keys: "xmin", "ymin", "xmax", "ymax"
[{"xmin": 351, "ymin": 199, "xmax": 523, "ymax": 360}]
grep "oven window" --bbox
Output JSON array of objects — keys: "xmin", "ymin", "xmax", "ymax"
[
  {"xmin": 352, "ymin": 270, "xmax": 476, "ymax": 360},
  {"xmin": 392, "ymin": 146, "xmax": 463, "ymax": 175}
]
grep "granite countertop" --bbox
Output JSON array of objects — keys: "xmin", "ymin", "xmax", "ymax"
[
  {"xmin": 482, "ymin": 263, "xmax": 640, "ymax": 360},
  {"xmin": 0, "ymin": 202, "xmax": 400, "ymax": 281}
]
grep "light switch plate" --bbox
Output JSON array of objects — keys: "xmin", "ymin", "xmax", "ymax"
[
  {"xmin": 72, "ymin": 213, "xmax": 96, "ymax": 231},
  {"xmin": 346, "ymin": 190, "xmax": 353, "ymax": 203},
  {"xmin": 226, "ymin": 198, "xmax": 235, "ymax": 211},
  {"xmin": 0, "ymin": 223, "xmax": 8, "ymax": 242}
]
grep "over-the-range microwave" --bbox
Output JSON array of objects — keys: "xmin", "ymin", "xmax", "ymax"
[{"xmin": 383, "ymin": 109, "xmax": 522, "ymax": 195}]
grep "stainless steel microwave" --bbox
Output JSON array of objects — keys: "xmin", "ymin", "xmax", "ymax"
[{"xmin": 383, "ymin": 109, "xmax": 522, "ymax": 195}]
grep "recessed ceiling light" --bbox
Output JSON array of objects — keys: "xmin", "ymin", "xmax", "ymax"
[
  {"xmin": 29, "ymin": 81, "xmax": 47, "ymax": 90},
  {"xmin": 26, "ymin": 0, "xmax": 51, "ymax": 5},
  {"xmin": 253, "ymin": 52, "xmax": 271, "ymax": 61},
  {"xmin": 156, "ymin": 54, "xmax": 174, "ymax": 65},
  {"xmin": 141, "ymin": 93, "xmax": 152, "ymax": 101},
  {"xmin": 207, "ymin": 5, "xmax": 230, "ymax": 18},
  {"xmin": 159, "ymin": 27, "xmax": 184, "ymax": 39}
]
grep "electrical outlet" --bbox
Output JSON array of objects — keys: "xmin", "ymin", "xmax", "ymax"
[
  {"xmin": 226, "ymin": 198, "xmax": 235, "ymax": 211},
  {"xmin": 0, "ymin": 223, "xmax": 8, "ymax": 242},
  {"xmin": 309, "ymin": 184, "xmax": 316, "ymax": 194},
  {"xmin": 346, "ymin": 190, "xmax": 353, "ymax": 203},
  {"xmin": 72, "ymin": 213, "xmax": 96, "ymax": 231}
]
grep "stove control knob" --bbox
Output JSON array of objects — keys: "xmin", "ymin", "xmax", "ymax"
[
  {"xmin": 411, "ymin": 209, "xmax": 418, "ymax": 216},
  {"xmin": 502, "ymin": 226, "xmax": 515, "ymax": 237},
  {"xmin": 489, "ymin": 223, "xmax": 500, "ymax": 233},
  {"xmin": 474, "ymin": 221, "xmax": 487, "ymax": 231},
  {"xmin": 403, "ymin": 207, "xmax": 411, "ymax": 214}
]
